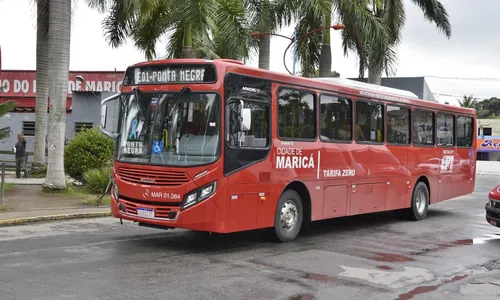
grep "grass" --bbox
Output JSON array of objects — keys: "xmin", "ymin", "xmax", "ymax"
[
  {"xmin": 3, "ymin": 183, "xmax": 15, "ymax": 192},
  {"xmin": 82, "ymin": 195, "xmax": 112, "ymax": 207},
  {"xmin": 41, "ymin": 182, "xmax": 111, "ymax": 207},
  {"xmin": 0, "ymin": 204, "xmax": 10, "ymax": 211}
]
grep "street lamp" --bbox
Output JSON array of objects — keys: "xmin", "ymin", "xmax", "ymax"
[
  {"xmin": 250, "ymin": 24, "xmax": 346, "ymax": 76},
  {"xmin": 76, "ymin": 75, "xmax": 99, "ymax": 99}
]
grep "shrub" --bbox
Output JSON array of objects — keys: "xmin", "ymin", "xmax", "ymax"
[
  {"xmin": 84, "ymin": 166, "xmax": 112, "ymax": 194},
  {"xmin": 64, "ymin": 127, "xmax": 114, "ymax": 182}
]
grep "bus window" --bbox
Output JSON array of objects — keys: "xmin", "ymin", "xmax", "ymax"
[
  {"xmin": 414, "ymin": 109, "xmax": 435, "ymax": 146},
  {"xmin": 319, "ymin": 94, "xmax": 352, "ymax": 142},
  {"xmin": 387, "ymin": 105, "xmax": 411, "ymax": 145},
  {"xmin": 457, "ymin": 116, "xmax": 473, "ymax": 147},
  {"xmin": 355, "ymin": 100, "xmax": 384, "ymax": 143},
  {"xmin": 437, "ymin": 113, "xmax": 455, "ymax": 147},
  {"xmin": 278, "ymin": 88, "xmax": 316, "ymax": 140},
  {"xmin": 227, "ymin": 102, "xmax": 269, "ymax": 148}
]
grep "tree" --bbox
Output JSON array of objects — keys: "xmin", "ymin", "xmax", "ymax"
[
  {"xmin": 291, "ymin": 0, "xmax": 388, "ymax": 78},
  {"xmin": 246, "ymin": 0, "xmax": 294, "ymax": 70},
  {"xmin": 42, "ymin": 0, "xmax": 73, "ymax": 190},
  {"xmin": 102, "ymin": 0, "xmax": 251, "ymax": 61},
  {"xmin": 300, "ymin": 69, "xmax": 340, "ymax": 77},
  {"xmin": 32, "ymin": 0, "xmax": 49, "ymax": 170},
  {"xmin": 346, "ymin": 0, "xmax": 451, "ymax": 85},
  {"xmin": 458, "ymin": 94, "xmax": 477, "ymax": 109},
  {"xmin": 32, "ymin": 0, "xmax": 108, "ymax": 173}
]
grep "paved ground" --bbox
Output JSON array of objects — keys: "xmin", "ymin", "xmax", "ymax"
[
  {"xmin": 0, "ymin": 175, "xmax": 500, "ymax": 300},
  {"xmin": 0, "ymin": 184, "xmax": 110, "ymax": 223}
]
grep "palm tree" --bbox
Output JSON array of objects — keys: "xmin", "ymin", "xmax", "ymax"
[
  {"xmin": 102, "ymin": 0, "xmax": 251, "ymax": 61},
  {"xmin": 458, "ymin": 94, "xmax": 477, "ymax": 109},
  {"xmin": 32, "ymin": 0, "xmax": 109, "ymax": 173},
  {"xmin": 347, "ymin": 0, "xmax": 451, "ymax": 85},
  {"xmin": 246, "ymin": 0, "xmax": 294, "ymax": 70},
  {"xmin": 32, "ymin": 0, "xmax": 49, "ymax": 171},
  {"xmin": 41, "ymin": 0, "xmax": 73, "ymax": 190},
  {"xmin": 292, "ymin": 0, "xmax": 388, "ymax": 78}
]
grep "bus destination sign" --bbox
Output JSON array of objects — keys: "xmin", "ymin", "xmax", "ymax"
[{"xmin": 123, "ymin": 63, "xmax": 217, "ymax": 85}]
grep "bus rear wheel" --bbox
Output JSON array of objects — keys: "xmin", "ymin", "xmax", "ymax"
[{"xmin": 271, "ymin": 189, "xmax": 303, "ymax": 243}]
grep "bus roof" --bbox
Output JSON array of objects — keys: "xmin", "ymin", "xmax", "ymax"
[
  {"xmin": 313, "ymin": 77, "xmax": 420, "ymax": 99},
  {"xmin": 125, "ymin": 58, "xmax": 475, "ymax": 116}
]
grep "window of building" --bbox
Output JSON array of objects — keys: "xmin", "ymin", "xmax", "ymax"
[
  {"xmin": 74, "ymin": 122, "xmax": 93, "ymax": 134},
  {"xmin": 320, "ymin": 94, "xmax": 352, "ymax": 142},
  {"xmin": 436, "ymin": 113, "xmax": 455, "ymax": 147},
  {"xmin": 355, "ymin": 100, "xmax": 384, "ymax": 143},
  {"xmin": 278, "ymin": 88, "xmax": 316, "ymax": 140},
  {"xmin": 387, "ymin": 105, "xmax": 411, "ymax": 145},
  {"xmin": 22, "ymin": 121, "xmax": 35, "ymax": 136},
  {"xmin": 413, "ymin": 110, "xmax": 434, "ymax": 146},
  {"xmin": 457, "ymin": 116, "xmax": 474, "ymax": 147},
  {"xmin": 483, "ymin": 127, "xmax": 492, "ymax": 136}
]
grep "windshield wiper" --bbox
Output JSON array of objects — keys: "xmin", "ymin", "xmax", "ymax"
[
  {"xmin": 167, "ymin": 86, "xmax": 190, "ymax": 116},
  {"xmin": 159, "ymin": 87, "xmax": 190, "ymax": 151}
]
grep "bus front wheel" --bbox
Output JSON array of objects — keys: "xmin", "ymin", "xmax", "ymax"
[
  {"xmin": 396, "ymin": 181, "xmax": 429, "ymax": 221},
  {"xmin": 271, "ymin": 189, "xmax": 303, "ymax": 243}
]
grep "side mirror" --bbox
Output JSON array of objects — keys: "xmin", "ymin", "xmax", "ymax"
[
  {"xmin": 241, "ymin": 108, "xmax": 252, "ymax": 131},
  {"xmin": 100, "ymin": 94, "xmax": 120, "ymax": 139},
  {"xmin": 100, "ymin": 105, "xmax": 107, "ymax": 128}
]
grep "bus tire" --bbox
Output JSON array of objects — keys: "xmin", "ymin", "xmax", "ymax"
[
  {"xmin": 398, "ymin": 181, "xmax": 429, "ymax": 221},
  {"xmin": 271, "ymin": 189, "xmax": 303, "ymax": 243}
]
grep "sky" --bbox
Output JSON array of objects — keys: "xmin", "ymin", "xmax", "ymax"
[{"xmin": 1, "ymin": 0, "xmax": 499, "ymax": 106}]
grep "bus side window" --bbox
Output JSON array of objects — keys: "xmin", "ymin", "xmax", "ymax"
[
  {"xmin": 413, "ymin": 110, "xmax": 435, "ymax": 146},
  {"xmin": 278, "ymin": 88, "xmax": 316, "ymax": 140},
  {"xmin": 355, "ymin": 100, "xmax": 383, "ymax": 143},
  {"xmin": 319, "ymin": 94, "xmax": 352, "ymax": 142},
  {"xmin": 387, "ymin": 105, "xmax": 411, "ymax": 145},
  {"xmin": 227, "ymin": 102, "xmax": 269, "ymax": 148},
  {"xmin": 457, "ymin": 116, "xmax": 473, "ymax": 147}
]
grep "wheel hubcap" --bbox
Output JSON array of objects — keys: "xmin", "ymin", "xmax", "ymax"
[
  {"xmin": 416, "ymin": 190, "xmax": 427, "ymax": 214},
  {"xmin": 280, "ymin": 200, "xmax": 298, "ymax": 232}
]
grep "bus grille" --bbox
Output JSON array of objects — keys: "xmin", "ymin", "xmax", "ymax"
[
  {"xmin": 117, "ymin": 167, "xmax": 190, "ymax": 186},
  {"xmin": 122, "ymin": 200, "xmax": 178, "ymax": 220}
]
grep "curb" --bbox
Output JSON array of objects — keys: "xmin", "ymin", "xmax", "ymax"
[{"xmin": 0, "ymin": 211, "xmax": 112, "ymax": 227}]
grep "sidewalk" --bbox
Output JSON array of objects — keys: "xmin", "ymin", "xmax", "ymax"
[{"xmin": 0, "ymin": 182, "xmax": 111, "ymax": 226}]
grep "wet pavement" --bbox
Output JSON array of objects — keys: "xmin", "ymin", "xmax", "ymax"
[{"xmin": 0, "ymin": 174, "xmax": 500, "ymax": 300}]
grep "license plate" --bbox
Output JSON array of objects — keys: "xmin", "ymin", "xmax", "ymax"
[
  {"xmin": 489, "ymin": 219, "xmax": 497, "ymax": 226},
  {"xmin": 137, "ymin": 208, "xmax": 155, "ymax": 218}
]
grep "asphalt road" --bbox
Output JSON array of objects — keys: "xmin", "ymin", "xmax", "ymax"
[{"xmin": 1, "ymin": 175, "xmax": 500, "ymax": 300}]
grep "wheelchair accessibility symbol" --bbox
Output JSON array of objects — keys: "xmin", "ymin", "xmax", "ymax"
[{"xmin": 153, "ymin": 140, "xmax": 163, "ymax": 153}]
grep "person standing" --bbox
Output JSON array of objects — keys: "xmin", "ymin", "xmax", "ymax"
[{"xmin": 14, "ymin": 133, "xmax": 27, "ymax": 178}]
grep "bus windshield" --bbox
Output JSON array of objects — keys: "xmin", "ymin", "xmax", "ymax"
[{"xmin": 116, "ymin": 91, "xmax": 220, "ymax": 167}]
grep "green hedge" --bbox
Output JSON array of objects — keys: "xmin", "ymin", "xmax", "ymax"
[{"xmin": 64, "ymin": 127, "xmax": 114, "ymax": 182}]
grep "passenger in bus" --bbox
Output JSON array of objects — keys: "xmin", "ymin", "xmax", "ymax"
[{"xmin": 343, "ymin": 122, "xmax": 365, "ymax": 141}]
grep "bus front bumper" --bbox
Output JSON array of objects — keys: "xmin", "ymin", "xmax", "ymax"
[
  {"xmin": 110, "ymin": 193, "xmax": 221, "ymax": 232},
  {"xmin": 485, "ymin": 200, "xmax": 500, "ymax": 228}
]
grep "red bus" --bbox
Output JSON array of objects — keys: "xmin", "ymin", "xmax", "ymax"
[{"xmin": 99, "ymin": 58, "xmax": 477, "ymax": 242}]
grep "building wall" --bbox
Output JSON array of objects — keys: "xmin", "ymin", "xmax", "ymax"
[
  {"xmin": 478, "ymin": 119, "xmax": 500, "ymax": 136},
  {"xmin": 0, "ymin": 91, "xmax": 120, "ymax": 164},
  {"xmin": 476, "ymin": 119, "xmax": 500, "ymax": 161}
]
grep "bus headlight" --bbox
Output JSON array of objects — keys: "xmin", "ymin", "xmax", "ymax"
[
  {"xmin": 112, "ymin": 181, "xmax": 119, "ymax": 201},
  {"xmin": 182, "ymin": 181, "xmax": 217, "ymax": 209}
]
